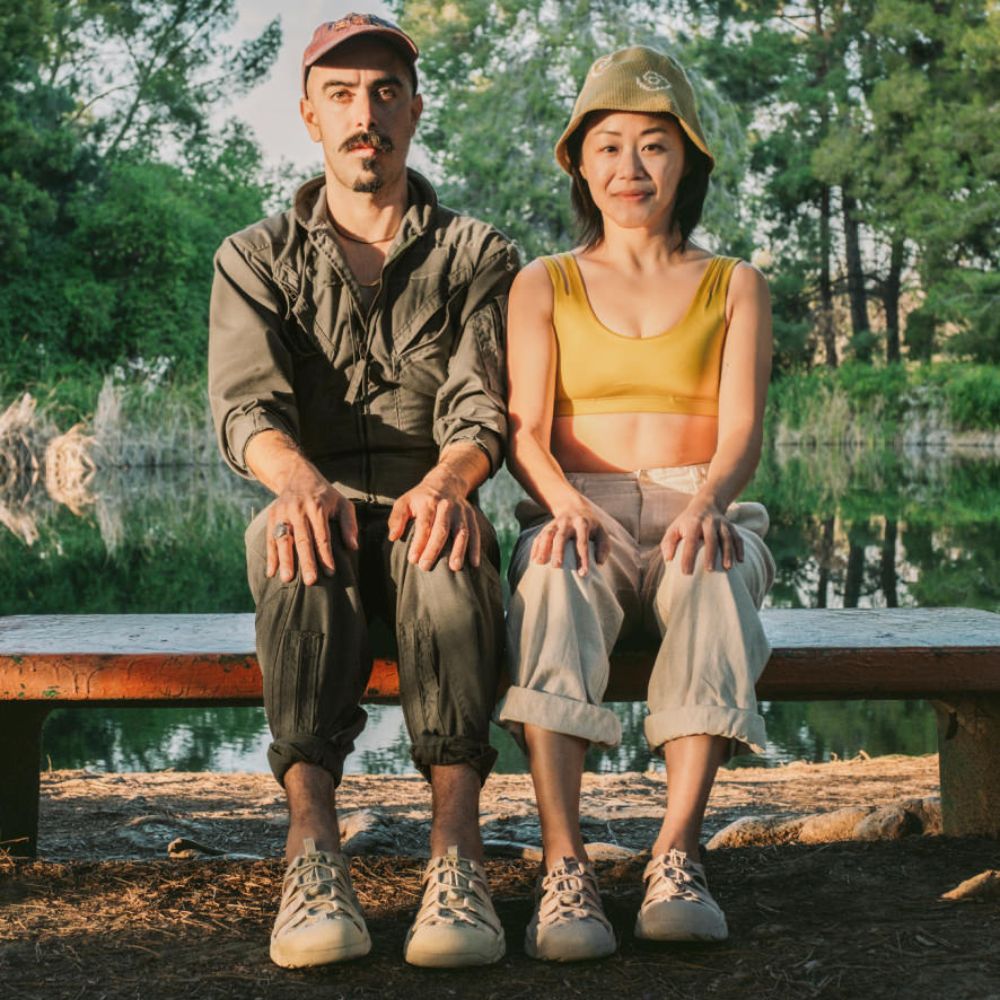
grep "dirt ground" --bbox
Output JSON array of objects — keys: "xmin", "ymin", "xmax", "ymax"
[
  {"xmin": 29, "ymin": 753, "xmax": 943, "ymax": 861},
  {"xmin": 3, "ymin": 756, "xmax": 1000, "ymax": 999}
]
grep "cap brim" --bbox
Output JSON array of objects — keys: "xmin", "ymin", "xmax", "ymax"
[{"xmin": 303, "ymin": 27, "xmax": 418, "ymax": 94}]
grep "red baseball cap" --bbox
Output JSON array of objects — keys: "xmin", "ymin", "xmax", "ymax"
[{"xmin": 302, "ymin": 13, "xmax": 419, "ymax": 96}]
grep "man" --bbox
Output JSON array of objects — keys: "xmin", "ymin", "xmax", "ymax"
[{"xmin": 208, "ymin": 13, "xmax": 517, "ymax": 970}]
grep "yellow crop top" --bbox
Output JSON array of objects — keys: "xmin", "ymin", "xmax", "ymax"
[{"xmin": 541, "ymin": 252, "xmax": 740, "ymax": 418}]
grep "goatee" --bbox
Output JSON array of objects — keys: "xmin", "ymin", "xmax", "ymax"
[{"xmin": 353, "ymin": 160, "xmax": 384, "ymax": 193}]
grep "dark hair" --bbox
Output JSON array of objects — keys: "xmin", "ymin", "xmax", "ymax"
[{"xmin": 566, "ymin": 112, "xmax": 711, "ymax": 251}]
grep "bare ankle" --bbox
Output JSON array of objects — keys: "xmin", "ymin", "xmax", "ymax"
[
  {"xmin": 543, "ymin": 851, "xmax": 590, "ymax": 872},
  {"xmin": 283, "ymin": 763, "xmax": 341, "ymax": 860},
  {"xmin": 651, "ymin": 833, "xmax": 700, "ymax": 859},
  {"xmin": 542, "ymin": 838, "xmax": 589, "ymax": 870},
  {"xmin": 429, "ymin": 763, "xmax": 483, "ymax": 862},
  {"xmin": 430, "ymin": 826, "xmax": 483, "ymax": 863},
  {"xmin": 285, "ymin": 821, "xmax": 340, "ymax": 861}
]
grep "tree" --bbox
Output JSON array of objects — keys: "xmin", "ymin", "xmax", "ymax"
[
  {"xmin": 389, "ymin": 0, "xmax": 751, "ymax": 261},
  {"xmin": 863, "ymin": 1, "xmax": 1000, "ymax": 361},
  {"xmin": 399, "ymin": 1, "xmax": 998, "ymax": 369},
  {"xmin": 47, "ymin": 0, "xmax": 280, "ymax": 158},
  {"xmin": 0, "ymin": 1, "xmax": 89, "ymax": 272},
  {"xmin": 0, "ymin": 1, "xmax": 282, "ymax": 382}
]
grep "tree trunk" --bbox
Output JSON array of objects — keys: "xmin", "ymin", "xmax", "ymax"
[
  {"xmin": 844, "ymin": 529, "xmax": 866, "ymax": 608},
  {"xmin": 884, "ymin": 238, "xmax": 904, "ymax": 363},
  {"xmin": 843, "ymin": 192, "xmax": 872, "ymax": 361},
  {"xmin": 816, "ymin": 516, "xmax": 836, "ymax": 608},
  {"xmin": 812, "ymin": 0, "xmax": 838, "ymax": 369},
  {"xmin": 881, "ymin": 518, "xmax": 899, "ymax": 607},
  {"xmin": 819, "ymin": 186, "xmax": 838, "ymax": 368}
]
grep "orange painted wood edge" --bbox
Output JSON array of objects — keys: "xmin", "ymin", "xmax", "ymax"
[
  {"xmin": 0, "ymin": 655, "xmax": 399, "ymax": 703},
  {"xmin": 4, "ymin": 646, "xmax": 1000, "ymax": 703}
]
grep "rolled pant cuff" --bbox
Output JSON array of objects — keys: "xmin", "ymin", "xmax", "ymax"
[
  {"xmin": 267, "ymin": 708, "xmax": 368, "ymax": 788},
  {"xmin": 644, "ymin": 705, "xmax": 766, "ymax": 757},
  {"xmin": 497, "ymin": 685, "xmax": 622, "ymax": 750},
  {"xmin": 411, "ymin": 735, "xmax": 498, "ymax": 785}
]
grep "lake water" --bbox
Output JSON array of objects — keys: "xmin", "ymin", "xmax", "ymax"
[{"xmin": 4, "ymin": 446, "xmax": 996, "ymax": 775}]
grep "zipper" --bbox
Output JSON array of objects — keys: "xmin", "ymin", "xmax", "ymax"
[
  {"xmin": 359, "ymin": 231, "xmax": 420, "ymax": 501},
  {"xmin": 310, "ymin": 223, "xmax": 423, "ymax": 504}
]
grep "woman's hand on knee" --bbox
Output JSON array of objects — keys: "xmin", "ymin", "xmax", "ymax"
[
  {"xmin": 530, "ymin": 500, "xmax": 609, "ymax": 576},
  {"xmin": 661, "ymin": 502, "xmax": 744, "ymax": 575}
]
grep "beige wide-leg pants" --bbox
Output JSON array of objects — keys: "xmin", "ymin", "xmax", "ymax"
[{"xmin": 497, "ymin": 464, "xmax": 775, "ymax": 758}]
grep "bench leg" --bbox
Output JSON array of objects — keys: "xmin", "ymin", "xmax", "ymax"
[
  {"xmin": 0, "ymin": 705, "xmax": 50, "ymax": 858},
  {"xmin": 934, "ymin": 696, "xmax": 1000, "ymax": 837}
]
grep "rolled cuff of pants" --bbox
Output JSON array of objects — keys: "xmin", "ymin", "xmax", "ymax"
[
  {"xmin": 497, "ymin": 685, "xmax": 622, "ymax": 750},
  {"xmin": 410, "ymin": 734, "xmax": 498, "ymax": 785},
  {"xmin": 266, "ymin": 708, "xmax": 368, "ymax": 788},
  {"xmin": 643, "ymin": 705, "xmax": 766, "ymax": 758}
]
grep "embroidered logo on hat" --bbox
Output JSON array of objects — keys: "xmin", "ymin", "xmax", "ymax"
[
  {"xmin": 637, "ymin": 70, "xmax": 673, "ymax": 92},
  {"xmin": 329, "ymin": 13, "xmax": 397, "ymax": 32},
  {"xmin": 590, "ymin": 55, "xmax": 614, "ymax": 78}
]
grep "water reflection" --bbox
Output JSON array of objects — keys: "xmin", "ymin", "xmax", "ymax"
[{"xmin": 4, "ymin": 447, "xmax": 998, "ymax": 773}]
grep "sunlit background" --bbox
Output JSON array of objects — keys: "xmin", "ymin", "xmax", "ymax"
[{"xmin": 2, "ymin": 0, "xmax": 996, "ymax": 777}]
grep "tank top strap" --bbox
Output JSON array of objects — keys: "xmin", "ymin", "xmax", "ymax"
[
  {"xmin": 540, "ymin": 253, "xmax": 577, "ymax": 300},
  {"xmin": 697, "ymin": 255, "xmax": 741, "ymax": 313}
]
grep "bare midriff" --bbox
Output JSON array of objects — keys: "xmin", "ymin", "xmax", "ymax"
[{"xmin": 551, "ymin": 411, "xmax": 718, "ymax": 473}]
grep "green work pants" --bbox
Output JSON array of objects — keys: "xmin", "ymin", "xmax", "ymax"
[{"xmin": 245, "ymin": 502, "xmax": 503, "ymax": 787}]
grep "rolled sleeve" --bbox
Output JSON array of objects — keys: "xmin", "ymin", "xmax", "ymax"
[
  {"xmin": 433, "ymin": 236, "xmax": 520, "ymax": 476},
  {"xmin": 208, "ymin": 237, "xmax": 300, "ymax": 479}
]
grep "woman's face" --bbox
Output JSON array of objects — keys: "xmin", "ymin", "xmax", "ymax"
[{"xmin": 578, "ymin": 111, "xmax": 687, "ymax": 236}]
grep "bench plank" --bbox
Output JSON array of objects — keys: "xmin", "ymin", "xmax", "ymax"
[
  {"xmin": 3, "ymin": 609, "xmax": 1000, "ymax": 854},
  {"xmin": 3, "ymin": 609, "xmax": 1000, "ymax": 703}
]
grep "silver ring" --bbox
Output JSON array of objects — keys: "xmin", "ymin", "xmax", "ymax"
[{"xmin": 272, "ymin": 521, "xmax": 292, "ymax": 540}]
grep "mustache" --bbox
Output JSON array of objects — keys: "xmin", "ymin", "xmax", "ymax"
[{"xmin": 340, "ymin": 130, "xmax": 394, "ymax": 154}]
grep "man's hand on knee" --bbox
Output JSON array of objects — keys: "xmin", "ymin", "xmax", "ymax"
[
  {"xmin": 388, "ymin": 481, "xmax": 481, "ymax": 573},
  {"xmin": 266, "ymin": 471, "xmax": 359, "ymax": 585},
  {"xmin": 388, "ymin": 442, "xmax": 490, "ymax": 572},
  {"xmin": 244, "ymin": 431, "xmax": 359, "ymax": 586}
]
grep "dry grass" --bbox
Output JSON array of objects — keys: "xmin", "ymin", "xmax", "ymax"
[
  {"xmin": 91, "ymin": 377, "xmax": 218, "ymax": 468},
  {"xmin": 3, "ymin": 842, "xmax": 999, "ymax": 1000},
  {"xmin": 0, "ymin": 394, "xmax": 52, "ymax": 545},
  {"xmin": 44, "ymin": 424, "xmax": 97, "ymax": 516},
  {"xmin": 6, "ymin": 763, "xmax": 997, "ymax": 998}
]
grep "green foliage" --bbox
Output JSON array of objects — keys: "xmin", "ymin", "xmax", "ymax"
[
  {"xmin": 389, "ymin": 0, "xmax": 751, "ymax": 260},
  {"xmin": 914, "ymin": 363, "xmax": 1000, "ymax": 431},
  {"xmin": 767, "ymin": 261, "xmax": 816, "ymax": 374},
  {"xmin": 49, "ymin": 0, "xmax": 281, "ymax": 157},
  {"xmin": 389, "ymin": 1, "xmax": 997, "ymax": 368},
  {"xmin": 710, "ymin": 1, "xmax": 998, "ymax": 366},
  {"xmin": 0, "ymin": 1, "xmax": 281, "ymax": 385},
  {"xmin": 770, "ymin": 363, "xmax": 1000, "ymax": 438},
  {"xmin": 0, "ymin": 363, "xmax": 107, "ymax": 426},
  {"xmin": 767, "ymin": 363, "xmax": 908, "ymax": 443}
]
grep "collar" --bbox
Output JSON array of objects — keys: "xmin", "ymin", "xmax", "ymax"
[{"xmin": 293, "ymin": 168, "xmax": 438, "ymax": 244}]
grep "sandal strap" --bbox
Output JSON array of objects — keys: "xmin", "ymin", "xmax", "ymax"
[{"xmin": 412, "ymin": 846, "xmax": 501, "ymax": 933}]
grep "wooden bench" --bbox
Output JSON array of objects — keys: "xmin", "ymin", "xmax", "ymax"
[{"xmin": 3, "ymin": 608, "xmax": 1000, "ymax": 857}]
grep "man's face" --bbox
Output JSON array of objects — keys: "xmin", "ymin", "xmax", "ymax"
[{"xmin": 300, "ymin": 37, "xmax": 422, "ymax": 195}]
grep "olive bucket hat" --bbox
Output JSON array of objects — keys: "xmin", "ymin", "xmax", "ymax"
[{"xmin": 554, "ymin": 45, "xmax": 714, "ymax": 174}]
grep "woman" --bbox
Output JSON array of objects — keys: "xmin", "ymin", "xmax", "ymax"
[{"xmin": 498, "ymin": 46, "xmax": 775, "ymax": 962}]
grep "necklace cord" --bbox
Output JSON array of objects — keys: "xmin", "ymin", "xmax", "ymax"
[{"xmin": 330, "ymin": 216, "xmax": 400, "ymax": 245}]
